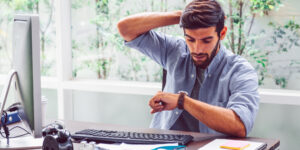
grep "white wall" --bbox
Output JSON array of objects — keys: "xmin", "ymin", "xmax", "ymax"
[
  {"xmin": 72, "ymin": 91, "xmax": 153, "ymax": 128},
  {"xmin": 250, "ymin": 103, "xmax": 300, "ymax": 150}
]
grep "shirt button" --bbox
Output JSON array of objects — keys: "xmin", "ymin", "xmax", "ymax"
[
  {"xmin": 191, "ymin": 74, "xmax": 194, "ymax": 78},
  {"xmin": 175, "ymin": 111, "xmax": 179, "ymax": 115}
]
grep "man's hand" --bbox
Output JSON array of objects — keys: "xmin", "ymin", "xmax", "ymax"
[{"xmin": 148, "ymin": 91, "xmax": 179, "ymax": 114}]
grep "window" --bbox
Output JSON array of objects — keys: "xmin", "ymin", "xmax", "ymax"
[
  {"xmin": 0, "ymin": 0, "xmax": 56, "ymax": 76},
  {"xmin": 0, "ymin": 0, "xmax": 299, "ymax": 101},
  {"xmin": 71, "ymin": 0, "xmax": 185, "ymax": 82},
  {"xmin": 70, "ymin": 0, "xmax": 300, "ymax": 90},
  {"xmin": 221, "ymin": 0, "xmax": 300, "ymax": 90},
  {"xmin": 0, "ymin": 1, "xmax": 299, "ymax": 149}
]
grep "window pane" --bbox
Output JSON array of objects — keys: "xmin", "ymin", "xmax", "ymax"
[
  {"xmin": 0, "ymin": 0, "xmax": 56, "ymax": 76},
  {"xmin": 220, "ymin": 0, "xmax": 300, "ymax": 90},
  {"xmin": 71, "ymin": 0, "xmax": 300, "ymax": 90},
  {"xmin": 71, "ymin": 0, "xmax": 185, "ymax": 82}
]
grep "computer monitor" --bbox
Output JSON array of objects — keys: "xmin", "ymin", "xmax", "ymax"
[
  {"xmin": 0, "ymin": 14, "xmax": 43, "ymax": 148},
  {"xmin": 12, "ymin": 14, "xmax": 42, "ymax": 138}
]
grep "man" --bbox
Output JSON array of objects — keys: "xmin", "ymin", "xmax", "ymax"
[{"xmin": 117, "ymin": 0, "xmax": 259, "ymax": 137}]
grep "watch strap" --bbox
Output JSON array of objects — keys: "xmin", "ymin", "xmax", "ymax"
[{"xmin": 177, "ymin": 92, "xmax": 186, "ymax": 109}]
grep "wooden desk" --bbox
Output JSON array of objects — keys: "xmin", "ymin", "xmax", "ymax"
[{"xmin": 62, "ymin": 120, "xmax": 280, "ymax": 150}]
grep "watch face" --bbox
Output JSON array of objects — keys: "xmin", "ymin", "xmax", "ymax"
[{"xmin": 178, "ymin": 90, "xmax": 188, "ymax": 95}]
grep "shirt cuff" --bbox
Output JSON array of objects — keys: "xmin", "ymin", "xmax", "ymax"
[
  {"xmin": 229, "ymin": 105, "xmax": 253, "ymax": 136},
  {"xmin": 124, "ymin": 32, "xmax": 149, "ymax": 49}
]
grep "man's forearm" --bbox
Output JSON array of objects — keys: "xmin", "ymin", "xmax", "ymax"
[
  {"xmin": 184, "ymin": 97, "xmax": 246, "ymax": 137},
  {"xmin": 117, "ymin": 11, "xmax": 181, "ymax": 42}
]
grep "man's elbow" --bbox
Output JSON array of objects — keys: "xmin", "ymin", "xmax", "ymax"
[
  {"xmin": 117, "ymin": 20, "xmax": 127, "ymax": 38},
  {"xmin": 236, "ymin": 130, "xmax": 246, "ymax": 138},
  {"xmin": 117, "ymin": 19, "xmax": 134, "ymax": 41},
  {"xmin": 235, "ymin": 124, "xmax": 246, "ymax": 137}
]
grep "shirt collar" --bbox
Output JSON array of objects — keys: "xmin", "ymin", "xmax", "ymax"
[{"xmin": 205, "ymin": 43, "xmax": 225, "ymax": 76}]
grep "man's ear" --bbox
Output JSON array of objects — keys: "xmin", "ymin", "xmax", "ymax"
[{"xmin": 220, "ymin": 26, "xmax": 227, "ymax": 40}]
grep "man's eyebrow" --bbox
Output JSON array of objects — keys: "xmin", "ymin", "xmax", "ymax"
[
  {"xmin": 184, "ymin": 34, "xmax": 195, "ymax": 40},
  {"xmin": 184, "ymin": 34, "xmax": 213, "ymax": 41},
  {"xmin": 201, "ymin": 36, "xmax": 213, "ymax": 41}
]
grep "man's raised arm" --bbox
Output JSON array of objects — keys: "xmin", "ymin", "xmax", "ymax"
[{"xmin": 117, "ymin": 11, "xmax": 182, "ymax": 42}]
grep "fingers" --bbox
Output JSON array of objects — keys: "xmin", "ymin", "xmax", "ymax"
[
  {"xmin": 150, "ymin": 101, "xmax": 164, "ymax": 114},
  {"xmin": 148, "ymin": 91, "xmax": 163, "ymax": 107},
  {"xmin": 149, "ymin": 91, "xmax": 178, "ymax": 114},
  {"xmin": 149, "ymin": 92, "xmax": 165, "ymax": 114},
  {"xmin": 151, "ymin": 109, "xmax": 154, "ymax": 114},
  {"xmin": 150, "ymin": 105, "xmax": 164, "ymax": 114}
]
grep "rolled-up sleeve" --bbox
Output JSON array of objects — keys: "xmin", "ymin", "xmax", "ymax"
[
  {"xmin": 124, "ymin": 30, "xmax": 181, "ymax": 69},
  {"xmin": 227, "ymin": 61, "xmax": 260, "ymax": 136}
]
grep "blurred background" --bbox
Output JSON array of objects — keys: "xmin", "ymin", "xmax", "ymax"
[{"xmin": 0, "ymin": 0, "xmax": 299, "ymax": 149}]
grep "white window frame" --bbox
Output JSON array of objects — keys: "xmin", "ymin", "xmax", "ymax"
[{"xmin": 0, "ymin": 0, "xmax": 300, "ymax": 121}]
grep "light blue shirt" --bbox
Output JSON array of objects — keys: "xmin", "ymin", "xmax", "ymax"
[{"xmin": 125, "ymin": 30, "xmax": 260, "ymax": 136}]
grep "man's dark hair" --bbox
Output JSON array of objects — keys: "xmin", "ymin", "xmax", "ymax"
[{"xmin": 180, "ymin": 0, "xmax": 225, "ymax": 36}]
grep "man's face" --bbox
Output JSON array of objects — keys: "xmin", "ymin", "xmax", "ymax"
[{"xmin": 184, "ymin": 26, "xmax": 221, "ymax": 68}]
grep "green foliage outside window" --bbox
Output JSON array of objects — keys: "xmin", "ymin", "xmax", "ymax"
[
  {"xmin": 71, "ymin": 0, "xmax": 300, "ymax": 88},
  {"xmin": 222, "ymin": 0, "xmax": 300, "ymax": 87},
  {"xmin": 1, "ymin": 0, "xmax": 299, "ymax": 88},
  {"xmin": 0, "ymin": 0, "xmax": 55, "ymax": 76},
  {"xmin": 71, "ymin": 0, "xmax": 185, "ymax": 82}
]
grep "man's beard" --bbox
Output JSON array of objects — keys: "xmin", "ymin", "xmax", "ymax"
[{"xmin": 191, "ymin": 39, "xmax": 220, "ymax": 69}]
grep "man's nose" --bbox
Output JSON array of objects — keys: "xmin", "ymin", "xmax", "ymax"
[{"xmin": 194, "ymin": 41, "xmax": 204, "ymax": 53}]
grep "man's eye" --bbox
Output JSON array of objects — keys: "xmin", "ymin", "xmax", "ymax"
[
  {"xmin": 187, "ymin": 39, "xmax": 195, "ymax": 42},
  {"xmin": 203, "ymin": 40, "xmax": 211, "ymax": 44}
]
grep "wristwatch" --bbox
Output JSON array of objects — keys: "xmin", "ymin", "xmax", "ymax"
[{"xmin": 177, "ymin": 91, "xmax": 188, "ymax": 110}]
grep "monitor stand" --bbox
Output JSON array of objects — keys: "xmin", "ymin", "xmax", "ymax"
[
  {"xmin": 0, "ymin": 70, "xmax": 44, "ymax": 149},
  {"xmin": 0, "ymin": 136, "xmax": 43, "ymax": 149},
  {"xmin": 0, "ymin": 115, "xmax": 43, "ymax": 149}
]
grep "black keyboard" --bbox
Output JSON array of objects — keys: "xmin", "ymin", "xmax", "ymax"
[{"xmin": 71, "ymin": 129, "xmax": 193, "ymax": 145}]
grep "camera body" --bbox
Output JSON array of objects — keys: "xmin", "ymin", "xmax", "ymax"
[{"xmin": 42, "ymin": 122, "xmax": 73, "ymax": 150}]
